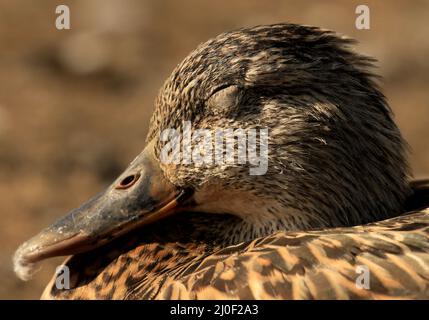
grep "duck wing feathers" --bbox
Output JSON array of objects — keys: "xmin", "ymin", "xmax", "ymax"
[{"xmin": 42, "ymin": 180, "xmax": 429, "ymax": 300}]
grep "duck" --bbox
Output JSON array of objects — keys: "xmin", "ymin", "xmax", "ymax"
[{"xmin": 13, "ymin": 23, "xmax": 429, "ymax": 299}]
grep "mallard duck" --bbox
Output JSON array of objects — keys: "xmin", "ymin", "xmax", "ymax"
[{"xmin": 14, "ymin": 23, "xmax": 429, "ymax": 299}]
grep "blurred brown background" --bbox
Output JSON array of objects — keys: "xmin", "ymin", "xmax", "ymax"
[{"xmin": 0, "ymin": 0, "xmax": 428, "ymax": 299}]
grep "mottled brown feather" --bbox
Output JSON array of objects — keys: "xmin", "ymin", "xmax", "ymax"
[{"xmin": 42, "ymin": 180, "xmax": 429, "ymax": 299}]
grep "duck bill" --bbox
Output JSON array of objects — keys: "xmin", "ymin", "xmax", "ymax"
[{"xmin": 14, "ymin": 144, "xmax": 192, "ymax": 280}]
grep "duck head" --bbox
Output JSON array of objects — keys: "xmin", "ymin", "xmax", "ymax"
[{"xmin": 14, "ymin": 23, "xmax": 410, "ymax": 280}]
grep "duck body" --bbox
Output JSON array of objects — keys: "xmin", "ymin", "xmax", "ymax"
[
  {"xmin": 43, "ymin": 197, "xmax": 429, "ymax": 299},
  {"xmin": 14, "ymin": 23, "xmax": 429, "ymax": 299}
]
